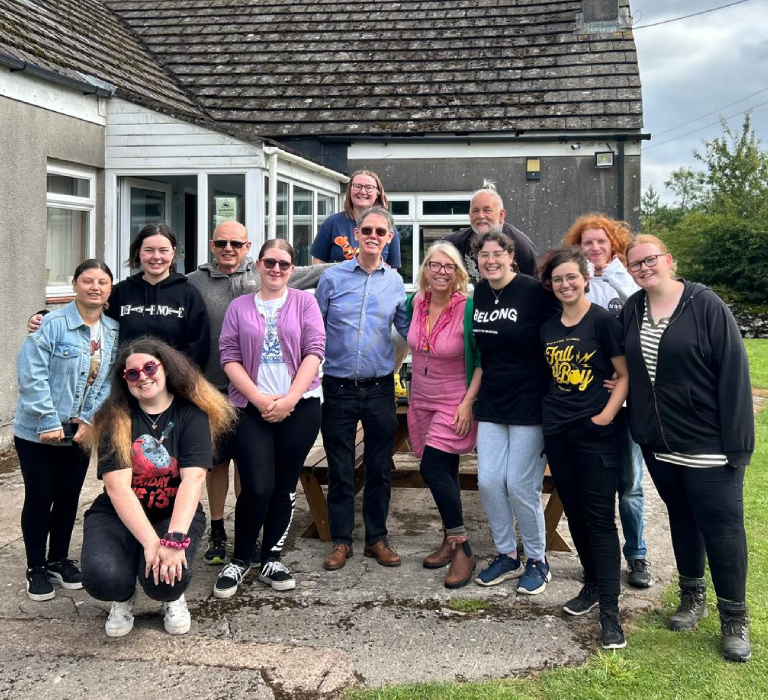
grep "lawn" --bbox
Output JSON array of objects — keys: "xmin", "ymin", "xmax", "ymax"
[{"xmin": 347, "ymin": 339, "xmax": 768, "ymax": 700}]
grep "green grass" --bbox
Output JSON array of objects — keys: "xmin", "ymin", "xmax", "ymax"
[
  {"xmin": 346, "ymin": 350, "xmax": 768, "ymax": 700},
  {"xmin": 448, "ymin": 598, "xmax": 493, "ymax": 613}
]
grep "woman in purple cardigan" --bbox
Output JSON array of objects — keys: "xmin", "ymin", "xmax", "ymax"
[{"xmin": 213, "ymin": 239, "xmax": 325, "ymax": 599}]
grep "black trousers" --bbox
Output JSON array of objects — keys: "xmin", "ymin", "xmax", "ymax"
[
  {"xmin": 15, "ymin": 437, "xmax": 90, "ymax": 569},
  {"xmin": 231, "ymin": 397, "xmax": 321, "ymax": 564},
  {"xmin": 420, "ymin": 446, "xmax": 463, "ymax": 531},
  {"xmin": 544, "ymin": 417, "xmax": 623, "ymax": 612},
  {"xmin": 81, "ymin": 506, "xmax": 206, "ymax": 603},
  {"xmin": 644, "ymin": 451, "xmax": 747, "ymax": 603}
]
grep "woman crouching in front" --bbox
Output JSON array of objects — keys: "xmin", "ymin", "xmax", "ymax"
[
  {"xmin": 81, "ymin": 338, "xmax": 235, "ymax": 637},
  {"xmin": 538, "ymin": 246, "xmax": 628, "ymax": 650}
]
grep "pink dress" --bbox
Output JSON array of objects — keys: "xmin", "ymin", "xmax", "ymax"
[{"xmin": 407, "ymin": 293, "xmax": 478, "ymax": 457}]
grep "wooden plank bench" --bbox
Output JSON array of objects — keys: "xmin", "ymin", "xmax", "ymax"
[{"xmin": 300, "ymin": 408, "xmax": 570, "ymax": 552}]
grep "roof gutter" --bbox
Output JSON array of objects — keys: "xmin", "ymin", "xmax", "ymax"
[
  {"xmin": 318, "ymin": 132, "xmax": 652, "ymax": 144},
  {"xmin": 0, "ymin": 52, "xmax": 116, "ymax": 98},
  {"xmin": 262, "ymin": 144, "xmax": 348, "ymax": 183}
]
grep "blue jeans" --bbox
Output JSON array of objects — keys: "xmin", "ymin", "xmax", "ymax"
[
  {"xmin": 618, "ymin": 431, "xmax": 648, "ymax": 561},
  {"xmin": 322, "ymin": 374, "xmax": 398, "ymax": 546}
]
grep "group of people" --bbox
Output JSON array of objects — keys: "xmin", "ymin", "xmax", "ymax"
[{"xmin": 13, "ymin": 173, "xmax": 753, "ymax": 663}]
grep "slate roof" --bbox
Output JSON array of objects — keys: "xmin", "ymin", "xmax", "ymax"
[{"xmin": 104, "ymin": 0, "xmax": 643, "ymax": 138}]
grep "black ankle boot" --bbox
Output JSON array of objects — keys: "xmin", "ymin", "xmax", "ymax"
[
  {"xmin": 669, "ymin": 576, "xmax": 707, "ymax": 631},
  {"xmin": 717, "ymin": 600, "xmax": 751, "ymax": 662}
]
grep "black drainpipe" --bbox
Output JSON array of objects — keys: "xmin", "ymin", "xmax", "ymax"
[{"xmin": 617, "ymin": 140, "xmax": 625, "ymax": 221}]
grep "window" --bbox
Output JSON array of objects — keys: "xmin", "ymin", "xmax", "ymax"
[
  {"xmin": 46, "ymin": 163, "xmax": 96, "ymax": 296},
  {"xmin": 388, "ymin": 194, "xmax": 471, "ymax": 286}
]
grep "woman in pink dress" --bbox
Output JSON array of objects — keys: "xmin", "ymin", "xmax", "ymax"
[{"xmin": 406, "ymin": 242, "xmax": 482, "ymax": 588}]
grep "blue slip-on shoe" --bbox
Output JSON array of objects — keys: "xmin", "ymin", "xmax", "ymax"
[
  {"xmin": 516, "ymin": 558, "xmax": 552, "ymax": 595},
  {"xmin": 474, "ymin": 553, "xmax": 523, "ymax": 587}
]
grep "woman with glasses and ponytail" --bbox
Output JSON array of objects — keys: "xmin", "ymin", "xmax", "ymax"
[
  {"xmin": 213, "ymin": 239, "xmax": 325, "ymax": 599},
  {"xmin": 81, "ymin": 337, "xmax": 235, "ymax": 637}
]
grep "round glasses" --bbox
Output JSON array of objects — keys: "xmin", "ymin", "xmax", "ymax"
[{"xmin": 123, "ymin": 361, "xmax": 163, "ymax": 383}]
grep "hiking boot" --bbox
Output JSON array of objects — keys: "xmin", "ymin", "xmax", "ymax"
[
  {"xmin": 47, "ymin": 559, "xmax": 83, "ymax": 590},
  {"xmin": 475, "ymin": 553, "xmax": 522, "ymax": 587},
  {"xmin": 163, "ymin": 594, "xmax": 191, "ymax": 635},
  {"xmin": 213, "ymin": 559, "xmax": 251, "ymax": 599},
  {"xmin": 26, "ymin": 566, "xmax": 55, "ymax": 601},
  {"xmin": 718, "ymin": 600, "xmax": 751, "ymax": 662},
  {"xmin": 259, "ymin": 560, "xmax": 296, "ymax": 591},
  {"xmin": 324, "ymin": 543, "xmax": 353, "ymax": 571},
  {"xmin": 423, "ymin": 532, "xmax": 453, "ymax": 569},
  {"xmin": 517, "ymin": 558, "xmax": 552, "ymax": 595},
  {"xmin": 669, "ymin": 577, "xmax": 708, "ymax": 631},
  {"xmin": 105, "ymin": 595, "xmax": 135, "ymax": 637},
  {"xmin": 444, "ymin": 541, "xmax": 476, "ymax": 589},
  {"xmin": 364, "ymin": 540, "xmax": 401, "ymax": 567},
  {"xmin": 600, "ymin": 610, "xmax": 627, "ymax": 649},
  {"xmin": 627, "ymin": 558, "xmax": 652, "ymax": 588},
  {"xmin": 563, "ymin": 583, "xmax": 600, "ymax": 616}
]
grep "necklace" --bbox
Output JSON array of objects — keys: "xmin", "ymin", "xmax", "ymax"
[
  {"xmin": 490, "ymin": 284, "xmax": 506, "ymax": 305},
  {"xmin": 141, "ymin": 405, "xmax": 170, "ymax": 431}
]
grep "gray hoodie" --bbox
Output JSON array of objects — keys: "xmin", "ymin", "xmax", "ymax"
[{"xmin": 188, "ymin": 258, "xmax": 334, "ymax": 390}]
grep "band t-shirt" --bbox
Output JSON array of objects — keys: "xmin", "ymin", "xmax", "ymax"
[
  {"xmin": 540, "ymin": 303, "xmax": 624, "ymax": 435},
  {"xmin": 90, "ymin": 398, "xmax": 212, "ymax": 524},
  {"xmin": 472, "ymin": 275, "xmax": 560, "ymax": 425}
]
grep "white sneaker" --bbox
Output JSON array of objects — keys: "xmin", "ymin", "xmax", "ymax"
[
  {"xmin": 105, "ymin": 595, "xmax": 135, "ymax": 637},
  {"xmin": 163, "ymin": 594, "xmax": 191, "ymax": 635},
  {"xmin": 258, "ymin": 560, "xmax": 296, "ymax": 591}
]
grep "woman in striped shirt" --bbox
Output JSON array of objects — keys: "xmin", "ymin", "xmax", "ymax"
[{"xmin": 620, "ymin": 235, "xmax": 754, "ymax": 663}]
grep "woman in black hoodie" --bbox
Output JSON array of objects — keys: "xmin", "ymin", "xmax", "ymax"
[
  {"xmin": 621, "ymin": 234, "xmax": 754, "ymax": 663},
  {"xmin": 106, "ymin": 224, "xmax": 210, "ymax": 368}
]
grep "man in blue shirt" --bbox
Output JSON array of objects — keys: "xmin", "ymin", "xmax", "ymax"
[{"xmin": 315, "ymin": 206, "xmax": 409, "ymax": 571}]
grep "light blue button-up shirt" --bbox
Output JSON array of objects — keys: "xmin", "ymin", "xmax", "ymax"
[{"xmin": 315, "ymin": 258, "xmax": 409, "ymax": 379}]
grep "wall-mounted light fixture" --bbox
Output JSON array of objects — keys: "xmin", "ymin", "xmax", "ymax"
[
  {"xmin": 595, "ymin": 151, "xmax": 614, "ymax": 168},
  {"xmin": 526, "ymin": 157, "xmax": 541, "ymax": 180}
]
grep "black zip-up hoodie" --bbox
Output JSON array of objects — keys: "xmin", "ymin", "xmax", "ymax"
[
  {"xmin": 620, "ymin": 279, "xmax": 754, "ymax": 467},
  {"xmin": 105, "ymin": 272, "xmax": 210, "ymax": 369}
]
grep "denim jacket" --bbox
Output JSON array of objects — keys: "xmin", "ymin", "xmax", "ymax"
[{"xmin": 13, "ymin": 301, "xmax": 119, "ymax": 443}]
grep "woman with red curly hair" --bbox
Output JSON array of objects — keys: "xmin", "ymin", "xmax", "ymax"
[{"xmin": 562, "ymin": 214, "xmax": 650, "ymax": 590}]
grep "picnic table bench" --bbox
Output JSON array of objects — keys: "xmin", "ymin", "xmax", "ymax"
[{"xmin": 300, "ymin": 406, "xmax": 570, "ymax": 552}]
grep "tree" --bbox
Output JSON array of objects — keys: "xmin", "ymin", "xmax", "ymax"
[{"xmin": 664, "ymin": 166, "xmax": 706, "ymax": 211}]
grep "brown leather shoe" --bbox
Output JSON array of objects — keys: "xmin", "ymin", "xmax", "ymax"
[
  {"xmin": 423, "ymin": 533, "xmax": 453, "ymax": 569},
  {"xmin": 323, "ymin": 543, "xmax": 353, "ymax": 571},
  {"xmin": 444, "ymin": 541, "xmax": 477, "ymax": 589},
  {"xmin": 363, "ymin": 540, "xmax": 401, "ymax": 567}
]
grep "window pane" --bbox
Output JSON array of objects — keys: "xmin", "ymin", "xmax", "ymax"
[
  {"xmin": 209, "ymin": 174, "xmax": 245, "ymax": 233},
  {"xmin": 264, "ymin": 178, "xmax": 289, "ymax": 238},
  {"xmin": 390, "ymin": 200, "xmax": 410, "ymax": 216},
  {"xmin": 47, "ymin": 173, "xmax": 90, "ymax": 198},
  {"xmin": 317, "ymin": 193, "xmax": 335, "ymax": 226},
  {"xmin": 422, "ymin": 200, "xmax": 470, "ymax": 216},
  {"xmin": 397, "ymin": 224, "xmax": 414, "ymax": 285},
  {"xmin": 46, "ymin": 208, "xmax": 88, "ymax": 286},
  {"xmin": 293, "ymin": 186, "xmax": 314, "ymax": 267},
  {"xmin": 420, "ymin": 225, "xmax": 464, "ymax": 262}
]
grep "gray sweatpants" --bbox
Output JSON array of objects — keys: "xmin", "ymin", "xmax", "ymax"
[{"xmin": 476, "ymin": 422, "xmax": 547, "ymax": 561}]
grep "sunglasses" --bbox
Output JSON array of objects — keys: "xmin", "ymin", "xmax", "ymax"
[
  {"xmin": 261, "ymin": 258, "xmax": 292, "ymax": 271},
  {"xmin": 123, "ymin": 361, "xmax": 163, "ymax": 383},
  {"xmin": 212, "ymin": 239, "xmax": 247, "ymax": 249},
  {"xmin": 359, "ymin": 226, "xmax": 389, "ymax": 237}
]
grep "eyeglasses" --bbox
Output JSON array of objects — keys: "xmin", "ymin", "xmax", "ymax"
[
  {"xmin": 351, "ymin": 183, "xmax": 378, "ymax": 193},
  {"xmin": 427, "ymin": 261, "xmax": 458, "ymax": 274},
  {"xmin": 360, "ymin": 226, "xmax": 389, "ymax": 237},
  {"xmin": 261, "ymin": 258, "xmax": 292, "ymax": 271},
  {"xmin": 551, "ymin": 273, "xmax": 582, "ymax": 287},
  {"xmin": 212, "ymin": 239, "xmax": 246, "ymax": 249},
  {"xmin": 123, "ymin": 361, "xmax": 163, "ymax": 383},
  {"xmin": 627, "ymin": 254, "xmax": 664, "ymax": 272},
  {"xmin": 477, "ymin": 250, "xmax": 509, "ymax": 261}
]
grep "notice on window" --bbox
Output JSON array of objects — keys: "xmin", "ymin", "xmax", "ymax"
[{"xmin": 215, "ymin": 197, "xmax": 238, "ymax": 224}]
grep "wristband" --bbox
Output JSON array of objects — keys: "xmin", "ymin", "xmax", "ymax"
[{"xmin": 160, "ymin": 537, "xmax": 191, "ymax": 550}]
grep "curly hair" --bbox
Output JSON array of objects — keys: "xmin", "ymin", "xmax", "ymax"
[
  {"xmin": 562, "ymin": 213, "xmax": 633, "ymax": 266},
  {"xmin": 536, "ymin": 245, "xmax": 590, "ymax": 294},
  {"xmin": 89, "ymin": 337, "xmax": 237, "ymax": 470}
]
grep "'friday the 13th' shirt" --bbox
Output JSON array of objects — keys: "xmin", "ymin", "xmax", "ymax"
[
  {"xmin": 91, "ymin": 398, "xmax": 212, "ymax": 524},
  {"xmin": 540, "ymin": 303, "xmax": 624, "ymax": 435}
]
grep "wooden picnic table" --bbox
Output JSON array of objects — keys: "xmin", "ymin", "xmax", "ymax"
[{"xmin": 300, "ymin": 405, "xmax": 570, "ymax": 552}]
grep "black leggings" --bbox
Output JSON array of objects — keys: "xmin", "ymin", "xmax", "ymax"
[
  {"xmin": 231, "ymin": 397, "xmax": 321, "ymax": 565},
  {"xmin": 419, "ymin": 446, "xmax": 463, "ymax": 531},
  {"xmin": 15, "ymin": 437, "xmax": 90, "ymax": 568},
  {"xmin": 644, "ymin": 451, "xmax": 747, "ymax": 603}
]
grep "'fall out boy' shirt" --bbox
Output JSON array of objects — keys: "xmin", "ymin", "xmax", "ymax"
[
  {"xmin": 540, "ymin": 303, "xmax": 624, "ymax": 435},
  {"xmin": 90, "ymin": 398, "xmax": 212, "ymax": 523},
  {"xmin": 472, "ymin": 275, "xmax": 560, "ymax": 425}
]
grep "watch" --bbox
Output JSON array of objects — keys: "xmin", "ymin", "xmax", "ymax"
[{"xmin": 163, "ymin": 531, "xmax": 187, "ymax": 543}]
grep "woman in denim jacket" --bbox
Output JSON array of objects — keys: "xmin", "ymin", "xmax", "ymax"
[{"xmin": 13, "ymin": 259, "xmax": 119, "ymax": 602}]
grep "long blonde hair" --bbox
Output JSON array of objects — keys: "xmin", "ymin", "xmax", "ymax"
[{"xmin": 415, "ymin": 242, "xmax": 469, "ymax": 297}]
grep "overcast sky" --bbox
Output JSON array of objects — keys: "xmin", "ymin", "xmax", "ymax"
[{"xmin": 632, "ymin": 0, "xmax": 768, "ymax": 201}]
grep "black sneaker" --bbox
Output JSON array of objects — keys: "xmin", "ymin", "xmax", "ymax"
[
  {"xmin": 258, "ymin": 560, "xmax": 295, "ymax": 591},
  {"xmin": 213, "ymin": 559, "xmax": 251, "ymax": 599},
  {"xmin": 204, "ymin": 533, "xmax": 227, "ymax": 565},
  {"xmin": 26, "ymin": 566, "xmax": 55, "ymax": 601},
  {"xmin": 47, "ymin": 559, "xmax": 83, "ymax": 590},
  {"xmin": 600, "ymin": 610, "xmax": 627, "ymax": 649},
  {"xmin": 563, "ymin": 583, "xmax": 600, "ymax": 616},
  {"xmin": 627, "ymin": 559, "xmax": 651, "ymax": 588}
]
